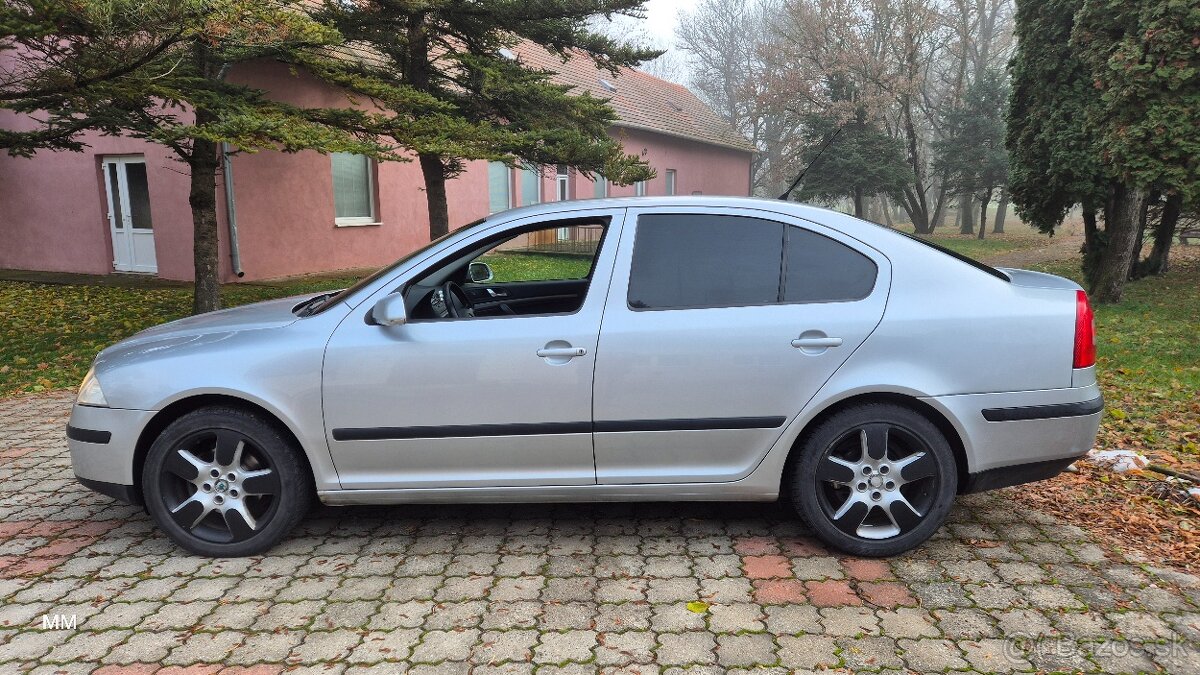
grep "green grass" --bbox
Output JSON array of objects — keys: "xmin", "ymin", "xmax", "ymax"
[
  {"xmin": 914, "ymin": 224, "xmax": 1048, "ymax": 259},
  {"xmin": 478, "ymin": 251, "xmax": 594, "ymax": 282},
  {"xmin": 0, "ymin": 275, "xmax": 361, "ymax": 396}
]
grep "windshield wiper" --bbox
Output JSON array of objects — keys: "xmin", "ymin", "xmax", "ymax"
[{"xmin": 294, "ymin": 291, "xmax": 339, "ymax": 317}]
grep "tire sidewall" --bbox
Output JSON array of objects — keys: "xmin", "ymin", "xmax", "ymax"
[
  {"xmin": 791, "ymin": 403, "xmax": 957, "ymax": 557},
  {"xmin": 142, "ymin": 408, "xmax": 311, "ymax": 557}
]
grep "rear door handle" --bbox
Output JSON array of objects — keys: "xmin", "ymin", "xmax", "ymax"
[
  {"xmin": 791, "ymin": 337, "xmax": 843, "ymax": 349},
  {"xmin": 537, "ymin": 346, "xmax": 587, "ymax": 358},
  {"xmin": 486, "ymin": 288, "xmax": 507, "ymax": 297}
]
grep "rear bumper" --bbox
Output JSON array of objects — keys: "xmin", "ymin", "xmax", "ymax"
[{"xmin": 923, "ymin": 384, "xmax": 1102, "ymax": 487}]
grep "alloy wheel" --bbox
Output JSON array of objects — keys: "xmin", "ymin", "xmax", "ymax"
[
  {"xmin": 815, "ymin": 423, "xmax": 940, "ymax": 540},
  {"xmin": 158, "ymin": 429, "xmax": 281, "ymax": 544}
]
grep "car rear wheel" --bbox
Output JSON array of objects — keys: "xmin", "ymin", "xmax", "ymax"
[
  {"xmin": 142, "ymin": 407, "xmax": 312, "ymax": 557},
  {"xmin": 790, "ymin": 403, "xmax": 957, "ymax": 557}
]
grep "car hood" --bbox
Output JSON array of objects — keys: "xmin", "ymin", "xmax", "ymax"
[{"xmin": 96, "ymin": 296, "xmax": 305, "ymax": 366}]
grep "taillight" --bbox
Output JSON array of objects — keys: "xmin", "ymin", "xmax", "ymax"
[{"xmin": 1073, "ymin": 290, "xmax": 1096, "ymax": 369}]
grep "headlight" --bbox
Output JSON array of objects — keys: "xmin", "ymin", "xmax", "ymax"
[{"xmin": 77, "ymin": 366, "xmax": 109, "ymax": 407}]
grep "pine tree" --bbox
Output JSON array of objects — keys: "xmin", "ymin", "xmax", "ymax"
[
  {"xmin": 934, "ymin": 69, "xmax": 1009, "ymax": 241},
  {"xmin": 2, "ymin": 1, "xmax": 424, "ymax": 313},
  {"xmin": 310, "ymin": 0, "xmax": 659, "ymax": 240}
]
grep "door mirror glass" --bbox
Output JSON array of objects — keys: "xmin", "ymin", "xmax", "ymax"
[
  {"xmin": 467, "ymin": 261, "xmax": 494, "ymax": 283},
  {"xmin": 370, "ymin": 293, "xmax": 407, "ymax": 326}
]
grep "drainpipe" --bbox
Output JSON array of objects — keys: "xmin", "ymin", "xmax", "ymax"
[
  {"xmin": 214, "ymin": 62, "xmax": 244, "ymax": 278},
  {"xmin": 221, "ymin": 142, "xmax": 244, "ymax": 278}
]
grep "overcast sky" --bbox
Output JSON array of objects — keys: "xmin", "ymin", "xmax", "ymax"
[{"xmin": 640, "ymin": 0, "xmax": 700, "ymax": 48}]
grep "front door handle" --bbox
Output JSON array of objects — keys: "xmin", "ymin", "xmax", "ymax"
[
  {"xmin": 791, "ymin": 337, "xmax": 843, "ymax": 349},
  {"xmin": 537, "ymin": 346, "xmax": 587, "ymax": 358}
]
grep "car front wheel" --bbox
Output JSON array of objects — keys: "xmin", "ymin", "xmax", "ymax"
[
  {"xmin": 790, "ymin": 403, "xmax": 957, "ymax": 557},
  {"xmin": 142, "ymin": 407, "xmax": 312, "ymax": 557}
]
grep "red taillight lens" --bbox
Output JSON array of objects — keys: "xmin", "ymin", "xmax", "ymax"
[{"xmin": 1073, "ymin": 290, "xmax": 1096, "ymax": 369}]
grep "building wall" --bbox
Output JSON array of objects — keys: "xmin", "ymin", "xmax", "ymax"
[{"xmin": 0, "ymin": 61, "xmax": 751, "ymax": 283}]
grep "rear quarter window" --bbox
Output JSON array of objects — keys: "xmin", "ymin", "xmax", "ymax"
[{"xmin": 784, "ymin": 227, "xmax": 877, "ymax": 302}]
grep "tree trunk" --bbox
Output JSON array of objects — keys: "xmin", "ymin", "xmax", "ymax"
[
  {"xmin": 958, "ymin": 193, "xmax": 975, "ymax": 234},
  {"xmin": 1081, "ymin": 206, "xmax": 1102, "ymax": 287},
  {"xmin": 853, "ymin": 187, "xmax": 865, "ymax": 219},
  {"xmin": 977, "ymin": 192, "xmax": 989, "ymax": 240},
  {"xmin": 189, "ymin": 135, "xmax": 221, "ymax": 315},
  {"xmin": 419, "ymin": 153, "xmax": 450, "ymax": 240},
  {"xmin": 1128, "ymin": 193, "xmax": 1151, "ymax": 279},
  {"xmin": 992, "ymin": 188, "xmax": 1008, "ymax": 233},
  {"xmin": 1091, "ymin": 186, "xmax": 1145, "ymax": 303},
  {"xmin": 1140, "ymin": 192, "xmax": 1182, "ymax": 276},
  {"xmin": 881, "ymin": 195, "xmax": 894, "ymax": 228}
]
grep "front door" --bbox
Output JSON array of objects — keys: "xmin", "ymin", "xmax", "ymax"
[
  {"xmin": 322, "ymin": 209, "xmax": 626, "ymax": 490},
  {"xmin": 102, "ymin": 156, "xmax": 157, "ymax": 273},
  {"xmin": 592, "ymin": 207, "xmax": 890, "ymax": 484}
]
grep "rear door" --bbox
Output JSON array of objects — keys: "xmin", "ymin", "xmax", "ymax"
[{"xmin": 592, "ymin": 206, "xmax": 890, "ymax": 484}]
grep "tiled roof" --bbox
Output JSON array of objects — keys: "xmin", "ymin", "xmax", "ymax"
[{"xmin": 513, "ymin": 43, "xmax": 756, "ymax": 153}]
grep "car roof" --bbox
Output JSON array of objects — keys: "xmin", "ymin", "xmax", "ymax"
[{"xmin": 490, "ymin": 195, "xmax": 888, "ymax": 242}]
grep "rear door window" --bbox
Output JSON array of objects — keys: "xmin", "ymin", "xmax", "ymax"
[
  {"xmin": 627, "ymin": 214, "xmax": 784, "ymax": 310},
  {"xmin": 627, "ymin": 213, "xmax": 878, "ymax": 310}
]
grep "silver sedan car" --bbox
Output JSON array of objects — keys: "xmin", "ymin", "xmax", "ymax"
[{"xmin": 69, "ymin": 197, "xmax": 1102, "ymax": 557}]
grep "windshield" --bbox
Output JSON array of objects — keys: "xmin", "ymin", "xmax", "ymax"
[{"xmin": 304, "ymin": 217, "xmax": 489, "ymax": 315}]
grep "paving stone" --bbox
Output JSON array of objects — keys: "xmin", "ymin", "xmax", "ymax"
[
  {"xmin": 777, "ymin": 635, "xmax": 838, "ymax": 669},
  {"xmin": 839, "ymin": 636, "xmax": 903, "ymax": 670},
  {"xmin": 960, "ymin": 637, "xmax": 1032, "ymax": 672},
  {"xmin": 533, "ymin": 630, "xmax": 596, "ymax": 664},
  {"xmin": 715, "ymin": 633, "xmax": 774, "ymax": 667},
  {"xmin": 820, "ymin": 606, "xmax": 879, "ymax": 636},
  {"xmin": 3, "ymin": 393, "xmax": 1200, "ymax": 674},
  {"xmin": 656, "ymin": 632, "xmax": 716, "ymax": 666},
  {"xmin": 898, "ymin": 638, "xmax": 968, "ymax": 671}
]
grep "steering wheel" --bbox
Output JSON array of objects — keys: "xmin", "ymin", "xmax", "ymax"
[{"xmin": 441, "ymin": 281, "xmax": 475, "ymax": 318}]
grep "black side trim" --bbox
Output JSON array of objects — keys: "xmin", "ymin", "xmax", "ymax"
[
  {"xmin": 76, "ymin": 476, "xmax": 141, "ymax": 505},
  {"xmin": 66, "ymin": 424, "xmax": 112, "ymax": 444},
  {"xmin": 331, "ymin": 416, "xmax": 787, "ymax": 441},
  {"xmin": 960, "ymin": 455, "xmax": 1083, "ymax": 494},
  {"xmin": 594, "ymin": 416, "xmax": 787, "ymax": 433},
  {"xmin": 332, "ymin": 422, "xmax": 593, "ymax": 441},
  {"xmin": 981, "ymin": 396, "xmax": 1103, "ymax": 422}
]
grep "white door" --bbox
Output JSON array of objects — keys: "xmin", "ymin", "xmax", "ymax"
[{"xmin": 102, "ymin": 157, "xmax": 157, "ymax": 273}]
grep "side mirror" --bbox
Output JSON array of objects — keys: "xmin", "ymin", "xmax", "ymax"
[
  {"xmin": 467, "ymin": 261, "xmax": 494, "ymax": 283},
  {"xmin": 369, "ymin": 293, "xmax": 407, "ymax": 327}
]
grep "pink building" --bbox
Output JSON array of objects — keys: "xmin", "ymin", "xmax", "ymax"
[{"xmin": 0, "ymin": 49, "xmax": 753, "ymax": 283}]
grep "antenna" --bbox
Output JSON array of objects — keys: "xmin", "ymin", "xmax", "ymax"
[{"xmin": 778, "ymin": 127, "xmax": 842, "ymax": 201}]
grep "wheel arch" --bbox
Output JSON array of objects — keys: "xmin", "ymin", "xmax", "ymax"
[
  {"xmin": 132, "ymin": 394, "xmax": 316, "ymax": 503},
  {"xmin": 780, "ymin": 391, "xmax": 970, "ymax": 494}
]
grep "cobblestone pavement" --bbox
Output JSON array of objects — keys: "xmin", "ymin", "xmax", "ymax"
[{"xmin": 2, "ymin": 393, "xmax": 1198, "ymax": 674}]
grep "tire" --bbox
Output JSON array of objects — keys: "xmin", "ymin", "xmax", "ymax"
[
  {"xmin": 142, "ymin": 406, "xmax": 313, "ymax": 557},
  {"xmin": 789, "ymin": 403, "xmax": 957, "ymax": 557}
]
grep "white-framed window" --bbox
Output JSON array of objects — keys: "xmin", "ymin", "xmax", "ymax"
[
  {"xmin": 635, "ymin": 180, "xmax": 647, "ymax": 196},
  {"xmin": 556, "ymin": 164, "xmax": 570, "ymax": 201},
  {"xmin": 331, "ymin": 152, "xmax": 377, "ymax": 226},
  {"xmin": 594, "ymin": 175, "xmax": 608, "ymax": 198},
  {"xmin": 488, "ymin": 161, "xmax": 511, "ymax": 213},
  {"xmin": 519, "ymin": 163, "xmax": 541, "ymax": 206},
  {"xmin": 665, "ymin": 169, "xmax": 677, "ymax": 196}
]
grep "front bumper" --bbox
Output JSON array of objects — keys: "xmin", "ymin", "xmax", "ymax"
[{"xmin": 68, "ymin": 403, "xmax": 155, "ymax": 504}]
